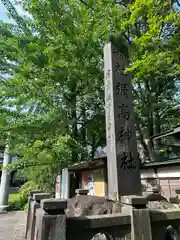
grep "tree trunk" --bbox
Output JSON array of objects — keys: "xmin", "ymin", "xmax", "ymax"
[
  {"xmin": 91, "ymin": 135, "xmax": 96, "ymax": 159},
  {"xmin": 145, "ymin": 81, "xmax": 154, "ymax": 161},
  {"xmin": 81, "ymin": 106, "xmax": 86, "ymax": 147},
  {"xmin": 69, "ymin": 83, "xmax": 78, "ymax": 163},
  {"xmin": 154, "ymin": 109, "xmax": 161, "ymax": 150},
  {"xmin": 80, "ymin": 106, "xmax": 87, "ymax": 161},
  {"xmin": 135, "ymin": 115, "xmax": 151, "ymax": 162}
]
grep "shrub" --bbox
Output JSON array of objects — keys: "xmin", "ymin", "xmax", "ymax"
[
  {"xmin": 8, "ymin": 181, "xmax": 40, "ymax": 211},
  {"xmin": 18, "ymin": 181, "xmax": 40, "ymax": 200},
  {"xmin": 8, "ymin": 193, "xmax": 25, "ymax": 211},
  {"xmin": 23, "ymin": 202, "xmax": 29, "ymax": 212}
]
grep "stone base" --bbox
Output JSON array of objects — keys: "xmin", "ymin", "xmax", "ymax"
[
  {"xmin": 121, "ymin": 204, "xmax": 132, "ymax": 214},
  {"xmin": 121, "ymin": 195, "xmax": 148, "ymax": 214},
  {"xmin": 75, "ymin": 189, "xmax": 89, "ymax": 195},
  {"xmin": 55, "ymin": 193, "xmax": 60, "ymax": 199},
  {"xmin": 0, "ymin": 205, "xmax": 9, "ymax": 213},
  {"xmin": 143, "ymin": 192, "xmax": 167, "ymax": 202}
]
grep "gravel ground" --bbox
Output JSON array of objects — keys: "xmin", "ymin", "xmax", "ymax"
[{"xmin": 0, "ymin": 211, "xmax": 26, "ymax": 240}]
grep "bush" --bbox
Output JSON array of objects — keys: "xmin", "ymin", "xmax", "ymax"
[
  {"xmin": 8, "ymin": 181, "xmax": 40, "ymax": 211},
  {"xmin": 18, "ymin": 181, "xmax": 40, "ymax": 200},
  {"xmin": 23, "ymin": 202, "xmax": 29, "ymax": 212},
  {"xmin": 8, "ymin": 193, "xmax": 25, "ymax": 211}
]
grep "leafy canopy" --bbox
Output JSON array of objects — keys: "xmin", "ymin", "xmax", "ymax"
[{"xmin": 0, "ymin": 0, "xmax": 179, "ymax": 190}]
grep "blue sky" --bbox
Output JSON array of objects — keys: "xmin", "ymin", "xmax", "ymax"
[
  {"xmin": 0, "ymin": 1, "xmax": 27, "ymax": 22},
  {"xmin": 0, "ymin": 2, "xmax": 11, "ymax": 22}
]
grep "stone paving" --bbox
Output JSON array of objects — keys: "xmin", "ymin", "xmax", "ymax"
[{"xmin": 0, "ymin": 211, "xmax": 26, "ymax": 240}]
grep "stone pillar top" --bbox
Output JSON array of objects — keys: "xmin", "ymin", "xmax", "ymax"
[
  {"xmin": 29, "ymin": 190, "xmax": 42, "ymax": 197},
  {"xmin": 175, "ymin": 189, "xmax": 180, "ymax": 194},
  {"xmin": 75, "ymin": 189, "xmax": 89, "ymax": 195},
  {"xmin": 41, "ymin": 198, "xmax": 67, "ymax": 213},
  {"xmin": 33, "ymin": 193, "xmax": 52, "ymax": 201},
  {"xmin": 121, "ymin": 195, "xmax": 148, "ymax": 207}
]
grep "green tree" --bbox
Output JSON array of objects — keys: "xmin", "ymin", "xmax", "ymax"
[
  {"xmin": 0, "ymin": 0, "xmax": 107, "ymax": 190},
  {"xmin": 0, "ymin": 0, "xmax": 179, "ymax": 191}
]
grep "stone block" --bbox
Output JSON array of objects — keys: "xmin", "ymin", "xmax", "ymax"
[
  {"xmin": 131, "ymin": 209, "xmax": 152, "ymax": 240},
  {"xmin": 29, "ymin": 190, "xmax": 42, "ymax": 197},
  {"xmin": 41, "ymin": 198, "xmax": 67, "ymax": 214},
  {"xmin": 175, "ymin": 189, "xmax": 180, "ymax": 194},
  {"xmin": 36, "ymin": 210, "xmax": 66, "ymax": 240},
  {"xmin": 169, "ymin": 197, "xmax": 178, "ymax": 204},
  {"xmin": 33, "ymin": 193, "xmax": 52, "ymax": 202},
  {"xmin": 121, "ymin": 195, "xmax": 148, "ymax": 207},
  {"xmin": 143, "ymin": 192, "xmax": 167, "ymax": 202},
  {"xmin": 152, "ymin": 187, "xmax": 160, "ymax": 193},
  {"xmin": 0, "ymin": 205, "xmax": 9, "ymax": 213},
  {"xmin": 25, "ymin": 198, "xmax": 41, "ymax": 240},
  {"xmin": 75, "ymin": 189, "xmax": 89, "ymax": 195},
  {"xmin": 112, "ymin": 201, "xmax": 122, "ymax": 213}
]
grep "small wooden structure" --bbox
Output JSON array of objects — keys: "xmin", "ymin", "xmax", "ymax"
[
  {"xmin": 69, "ymin": 157, "xmax": 107, "ymax": 197},
  {"xmin": 56, "ymin": 157, "xmax": 107, "ymax": 199},
  {"xmin": 56, "ymin": 125, "xmax": 180, "ymax": 200},
  {"xmin": 56, "ymin": 156, "xmax": 180, "ymax": 200}
]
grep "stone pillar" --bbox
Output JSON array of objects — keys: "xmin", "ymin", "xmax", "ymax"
[
  {"xmin": 121, "ymin": 195, "xmax": 147, "ymax": 213},
  {"xmin": 25, "ymin": 192, "xmax": 52, "ymax": 240},
  {"xmin": 55, "ymin": 174, "xmax": 61, "ymax": 198},
  {"xmin": 104, "ymin": 42, "xmax": 141, "ymax": 201},
  {"xmin": 121, "ymin": 195, "xmax": 152, "ymax": 240},
  {"xmin": 36, "ymin": 199, "xmax": 67, "ymax": 240},
  {"xmin": 25, "ymin": 191, "xmax": 42, "ymax": 239},
  {"xmin": 61, "ymin": 168, "xmax": 69, "ymax": 199},
  {"xmin": 0, "ymin": 144, "xmax": 12, "ymax": 212},
  {"xmin": 33, "ymin": 193, "xmax": 53, "ymax": 203}
]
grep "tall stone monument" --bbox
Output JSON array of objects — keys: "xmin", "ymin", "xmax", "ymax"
[{"xmin": 104, "ymin": 42, "xmax": 141, "ymax": 201}]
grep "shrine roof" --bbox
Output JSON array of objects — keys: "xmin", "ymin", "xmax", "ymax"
[
  {"xmin": 68, "ymin": 155, "xmax": 180, "ymax": 171},
  {"xmin": 68, "ymin": 156, "xmax": 106, "ymax": 171},
  {"xmin": 151, "ymin": 125, "xmax": 180, "ymax": 140},
  {"xmin": 142, "ymin": 158, "xmax": 180, "ymax": 168}
]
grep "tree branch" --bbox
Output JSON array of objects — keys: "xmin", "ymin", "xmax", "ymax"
[
  {"xmin": 159, "ymin": 104, "xmax": 178, "ymax": 117},
  {"xmin": 79, "ymin": 0, "xmax": 89, "ymax": 7}
]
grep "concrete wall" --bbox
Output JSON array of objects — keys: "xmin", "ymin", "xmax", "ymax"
[
  {"xmin": 141, "ymin": 165, "xmax": 180, "ymax": 179},
  {"xmin": 141, "ymin": 166, "xmax": 180, "ymax": 199},
  {"xmin": 141, "ymin": 169, "xmax": 157, "ymax": 179},
  {"xmin": 157, "ymin": 165, "xmax": 180, "ymax": 178},
  {"xmin": 79, "ymin": 166, "xmax": 180, "ymax": 199}
]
